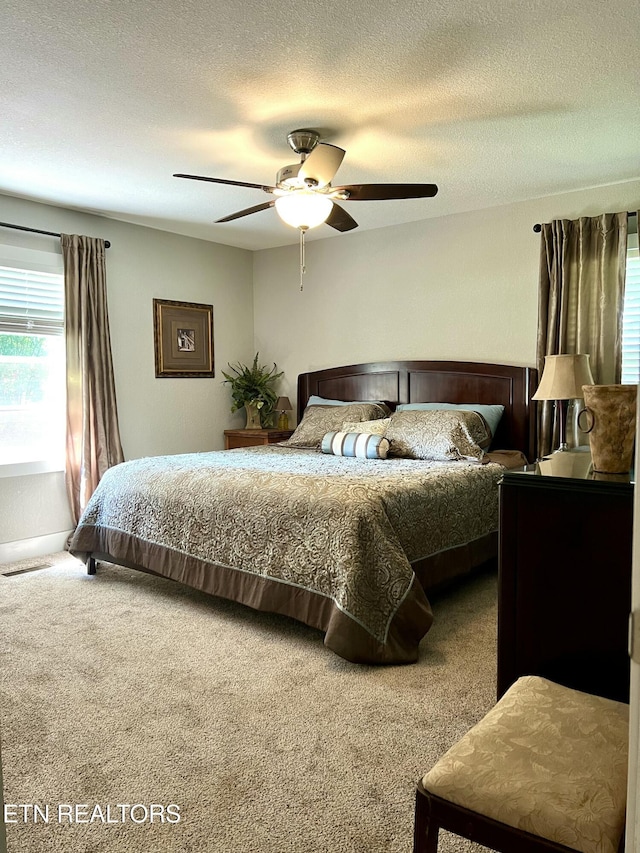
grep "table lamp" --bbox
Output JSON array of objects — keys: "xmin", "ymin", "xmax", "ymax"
[
  {"xmin": 532, "ymin": 354, "xmax": 594, "ymax": 453},
  {"xmin": 274, "ymin": 396, "xmax": 293, "ymax": 430}
]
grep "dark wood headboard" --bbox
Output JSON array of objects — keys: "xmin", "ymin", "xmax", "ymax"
[{"xmin": 297, "ymin": 360, "xmax": 538, "ymax": 461}]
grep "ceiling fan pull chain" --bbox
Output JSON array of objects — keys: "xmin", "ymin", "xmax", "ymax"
[{"xmin": 299, "ymin": 226, "xmax": 308, "ymax": 291}]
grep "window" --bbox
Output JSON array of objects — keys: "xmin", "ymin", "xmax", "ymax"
[
  {"xmin": 621, "ymin": 227, "xmax": 640, "ymax": 384},
  {"xmin": 0, "ymin": 262, "xmax": 65, "ymax": 472}
]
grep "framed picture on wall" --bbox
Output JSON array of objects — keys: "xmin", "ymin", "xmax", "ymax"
[{"xmin": 153, "ymin": 298, "xmax": 214, "ymax": 378}]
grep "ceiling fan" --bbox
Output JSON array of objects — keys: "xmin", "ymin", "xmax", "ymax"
[{"xmin": 174, "ymin": 128, "xmax": 439, "ymax": 234}]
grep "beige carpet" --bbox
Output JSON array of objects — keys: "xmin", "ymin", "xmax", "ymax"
[{"xmin": 0, "ymin": 554, "xmax": 497, "ymax": 852}]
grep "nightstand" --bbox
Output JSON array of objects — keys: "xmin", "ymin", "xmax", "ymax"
[
  {"xmin": 497, "ymin": 453, "xmax": 633, "ymax": 703},
  {"xmin": 224, "ymin": 428, "xmax": 293, "ymax": 450}
]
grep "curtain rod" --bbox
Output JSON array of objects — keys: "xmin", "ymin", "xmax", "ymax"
[
  {"xmin": 533, "ymin": 211, "xmax": 637, "ymax": 232},
  {"xmin": 0, "ymin": 220, "xmax": 111, "ymax": 248}
]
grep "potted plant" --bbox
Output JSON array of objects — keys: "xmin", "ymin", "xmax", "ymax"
[{"xmin": 222, "ymin": 353, "xmax": 284, "ymax": 429}]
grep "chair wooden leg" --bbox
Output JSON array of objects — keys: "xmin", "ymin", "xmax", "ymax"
[
  {"xmin": 424, "ymin": 825, "xmax": 439, "ymax": 853},
  {"xmin": 413, "ymin": 785, "xmax": 439, "ymax": 853}
]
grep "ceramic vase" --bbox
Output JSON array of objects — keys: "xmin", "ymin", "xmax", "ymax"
[
  {"xmin": 244, "ymin": 402, "xmax": 262, "ymax": 429},
  {"xmin": 578, "ymin": 384, "xmax": 637, "ymax": 473}
]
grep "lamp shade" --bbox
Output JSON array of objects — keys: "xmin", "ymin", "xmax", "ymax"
[
  {"xmin": 275, "ymin": 192, "xmax": 333, "ymax": 229},
  {"xmin": 275, "ymin": 396, "xmax": 292, "ymax": 412},
  {"xmin": 532, "ymin": 354, "xmax": 595, "ymax": 401}
]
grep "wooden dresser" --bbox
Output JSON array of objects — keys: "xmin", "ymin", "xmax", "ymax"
[
  {"xmin": 497, "ymin": 452, "xmax": 633, "ymax": 703},
  {"xmin": 224, "ymin": 428, "xmax": 293, "ymax": 450}
]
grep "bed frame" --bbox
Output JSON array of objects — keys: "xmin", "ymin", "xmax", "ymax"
[{"xmin": 297, "ymin": 360, "xmax": 538, "ymax": 461}]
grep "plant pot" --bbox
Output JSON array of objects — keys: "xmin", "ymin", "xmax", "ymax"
[
  {"xmin": 578, "ymin": 385, "xmax": 637, "ymax": 473},
  {"xmin": 244, "ymin": 402, "xmax": 262, "ymax": 429}
]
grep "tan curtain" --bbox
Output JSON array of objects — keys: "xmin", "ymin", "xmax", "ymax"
[
  {"xmin": 62, "ymin": 234, "xmax": 124, "ymax": 524},
  {"xmin": 536, "ymin": 212, "xmax": 628, "ymax": 458}
]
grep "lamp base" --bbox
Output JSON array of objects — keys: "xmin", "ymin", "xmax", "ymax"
[{"xmin": 277, "ymin": 412, "xmax": 289, "ymax": 430}]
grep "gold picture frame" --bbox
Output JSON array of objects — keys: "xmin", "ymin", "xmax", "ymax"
[{"xmin": 153, "ymin": 298, "xmax": 214, "ymax": 378}]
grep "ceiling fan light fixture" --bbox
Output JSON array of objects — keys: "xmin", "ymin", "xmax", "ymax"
[{"xmin": 275, "ymin": 192, "xmax": 333, "ymax": 230}]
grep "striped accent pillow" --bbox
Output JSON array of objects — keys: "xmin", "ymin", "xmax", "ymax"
[{"xmin": 321, "ymin": 431, "xmax": 390, "ymax": 459}]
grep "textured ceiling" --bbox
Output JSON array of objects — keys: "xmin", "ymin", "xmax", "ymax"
[{"xmin": 1, "ymin": 0, "xmax": 639, "ymax": 250}]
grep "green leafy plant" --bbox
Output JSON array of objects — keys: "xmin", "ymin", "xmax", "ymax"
[{"xmin": 222, "ymin": 353, "xmax": 283, "ymax": 426}]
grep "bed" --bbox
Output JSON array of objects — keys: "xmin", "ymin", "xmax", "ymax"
[{"xmin": 69, "ymin": 360, "xmax": 537, "ymax": 664}]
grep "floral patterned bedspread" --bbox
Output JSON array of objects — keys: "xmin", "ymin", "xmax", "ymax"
[{"xmin": 70, "ymin": 445, "xmax": 504, "ymax": 661}]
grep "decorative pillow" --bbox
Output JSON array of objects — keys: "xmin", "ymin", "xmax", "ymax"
[
  {"xmin": 395, "ymin": 402, "xmax": 504, "ymax": 441},
  {"xmin": 341, "ymin": 417, "xmax": 391, "ymax": 436},
  {"xmin": 385, "ymin": 410, "xmax": 490, "ymax": 461},
  {"xmin": 322, "ymin": 431, "xmax": 390, "ymax": 459},
  {"xmin": 281, "ymin": 403, "xmax": 388, "ymax": 449},
  {"xmin": 307, "ymin": 395, "xmax": 390, "ymax": 414}
]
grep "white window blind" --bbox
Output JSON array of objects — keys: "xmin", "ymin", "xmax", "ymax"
[
  {"xmin": 622, "ymin": 230, "xmax": 640, "ymax": 384},
  {"xmin": 0, "ymin": 265, "xmax": 64, "ymax": 335}
]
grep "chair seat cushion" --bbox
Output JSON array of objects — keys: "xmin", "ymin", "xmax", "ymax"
[{"xmin": 422, "ymin": 676, "xmax": 628, "ymax": 853}]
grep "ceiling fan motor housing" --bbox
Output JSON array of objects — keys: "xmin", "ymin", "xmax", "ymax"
[{"xmin": 286, "ymin": 129, "xmax": 320, "ymax": 155}]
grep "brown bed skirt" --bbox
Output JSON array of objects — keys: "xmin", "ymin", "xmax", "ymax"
[
  {"xmin": 70, "ymin": 527, "xmax": 496, "ymax": 665},
  {"xmin": 412, "ymin": 531, "xmax": 498, "ymax": 592}
]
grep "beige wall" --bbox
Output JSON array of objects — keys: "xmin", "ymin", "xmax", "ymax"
[
  {"xmin": 253, "ymin": 180, "xmax": 640, "ymax": 413},
  {"xmin": 0, "ymin": 193, "xmax": 254, "ymax": 560}
]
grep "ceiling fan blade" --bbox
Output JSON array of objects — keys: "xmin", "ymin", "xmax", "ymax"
[
  {"xmin": 326, "ymin": 202, "xmax": 358, "ymax": 232},
  {"xmin": 174, "ymin": 174, "xmax": 277, "ymax": 193},
  {"xmin": 299, "ymin": 144, "xmax": 346, "ymax": 188},
  {"xmin": 215, "ymin": 201, "xmax": 276, "ymax": 223},
  {"xmin": 333, "ymin": 183, "xmax": 439, "ymax": 201}
]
